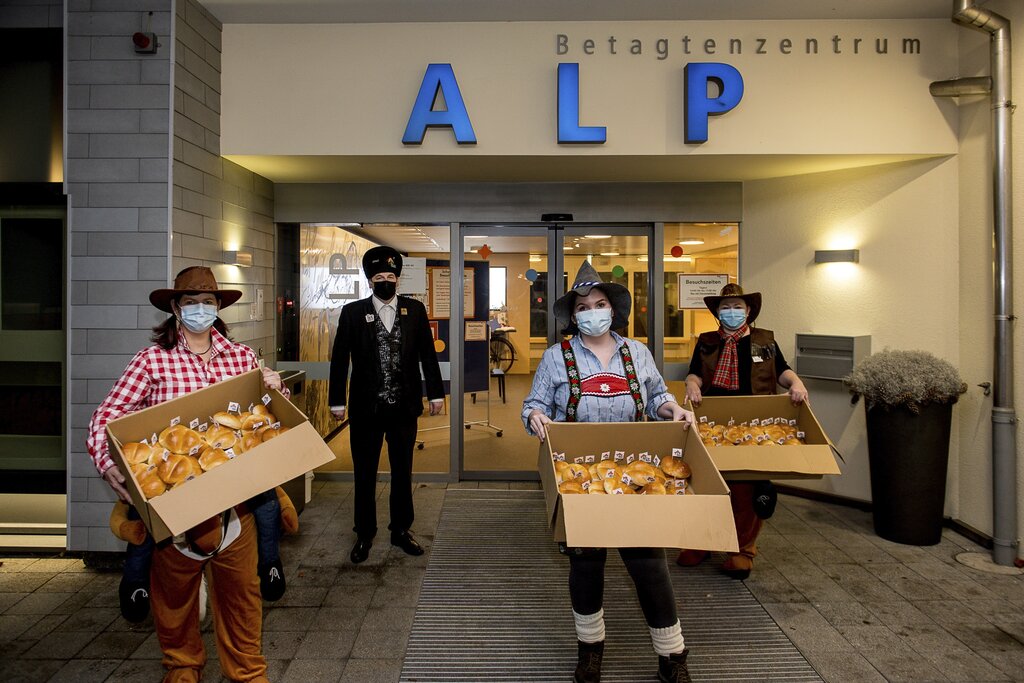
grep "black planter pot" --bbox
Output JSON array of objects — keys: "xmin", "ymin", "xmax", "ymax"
[{"xmin": 865, "ymin": 401, "xmax": 953, "ymax": 545}]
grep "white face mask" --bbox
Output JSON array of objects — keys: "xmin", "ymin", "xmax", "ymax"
[
  {"xmin": 178, "ymin": 303, "xmax": 218, "ymax": 333},
  {"xmin": 575, "ymin": 308, "xmax": 613, "ymax": 337}
]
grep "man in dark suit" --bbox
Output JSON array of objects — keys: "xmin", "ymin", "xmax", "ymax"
[{"xmin": 329, "ymin": 246, "xmax": 445, "ymax": 564}]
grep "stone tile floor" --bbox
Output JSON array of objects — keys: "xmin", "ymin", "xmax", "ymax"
[{"xmin": 0, "ymin": 480, "xmax": 1022, "ymax": 682}]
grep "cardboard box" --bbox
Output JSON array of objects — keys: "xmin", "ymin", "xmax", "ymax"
[
  {"xmin": 538, "ymin": 421, "xmax": 738, "ymax": 552},
  {"xmin": 692, "ymin": 395, "xmax": 841, "ymax": 480},
  {"xmin": 107, "ymin": 370, "xmax": 335, "ymax": 542}
]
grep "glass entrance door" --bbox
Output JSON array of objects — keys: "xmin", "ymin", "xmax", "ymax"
[{"xmin": 457, "ymin": 223, "xmax": 652, "ymax": 479}]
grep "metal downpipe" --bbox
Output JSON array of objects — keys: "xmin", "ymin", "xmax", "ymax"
[{"xmin": 950, "ymin": 0, "xmax": 1018, "ymax": 566}]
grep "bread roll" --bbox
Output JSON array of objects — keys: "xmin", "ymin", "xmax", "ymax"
[
  {"xmin": 723, "ymin": 426, "xmax": 744, "ymax": 444},
  {"xmin": 558, "ymin": 481, "xmax": 586, "ymax": 495},
  {"xmin": 595, "ymin": 461, "xmax": 618, "ymax": 480},
  {"xmin": 159, "ymin": 425, "xmax": 205, "ymax": 455},
  {"xmin": 553, "ymin": 460, "xmax": 572, "ymax": 483},
  {"xmin": 623, "ymin": 461, "xmax": 659, "ymax": 484},
  {"xmin": 565, "ymin": 463, "xmax": 588, "ymax": 481},
  {"xmin": 665, "ymin": 480, "xmax": 688, "ymax": 495},
  {"xmin": 660, "ymin": 455, "xmax": 689, "ymax": 479},
  {"xmin": 587, "ymin": 463, "xmax": 602, "ymax": 482},
  {"xmin": 252, "ymin": 404, "xmax": 274, "ymax": 418},
  {"xmin": 240, "ymin": 413, "xmax": 268, "ymax": 431},
  {"xmin": 259, "ymin": 425, "xmax": 290, "ymax": 443},
  {"xmin": 640, "ymin": 481, "xmax": 667, "ymax": 495},
  {"xmin": 784, "ymin": 438, "xmax": 803, "ymax": 446},
  {"xmin": 137, "ymin": 466, "xmax": 167, "ymax": 499},
  {"xmin": 701, "ymin": 436, "xmax": 717, "ymax": 447},
  {"xmin": 212, "ymin": 411, "xmax": 243, "ymax": 430},
  {"xmin": 122, "ymin": 441, "xmax": 155, "ymax": 465},
  {"xmin": 697, "ymin": 423, "xmax": 712, "ymax": 438},
  {"xmin": 764, "ymin": 425, "xmax": 787, "ymax": 441},
  {"xmin": 588, "ymin": 486, "xmax": 607, "ymax": 494},
  {"xmin": 603, "ymin": 477, "xmax": 635, "ymax": 494},
  {"xmin": 758, "ymin": 438, "xmax": 776, "ymax": 446},
  {"xmin": 157, "ymin": 453, "xmax": 194, "ymax": 485},
  {"xmin": 237, "ymin": 431, "xmax": 263, "ymax": 454},
  {"xmin": 203, "ymin": 425, "xmax": 238, "ymax": 450},
  {"xmin": 199, "ymin": 447, "xmax": 232, "ymax": 471}
]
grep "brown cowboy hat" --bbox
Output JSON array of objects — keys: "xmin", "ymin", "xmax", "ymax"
[
  {"xmin": 149, "ymin": 266, "xmax": 243, "ymax": 313},
  {"xmin": 703, "ymin": 283, "xmax": 762, "ymax": 324}
]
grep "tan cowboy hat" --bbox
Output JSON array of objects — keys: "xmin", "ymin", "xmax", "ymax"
[
  {"xmin": 149, "ymin": 266, "xmax": 243, "ymax": 313},
  {"xmin": 553, "ymin": 261, "xmax": 632, "ymax": 334},
  {"xmin": 703, "ymin": 283, "xmax": 762, "ymax": 324}
]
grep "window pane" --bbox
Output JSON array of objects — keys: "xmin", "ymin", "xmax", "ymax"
[{"xmin": 2, "ymin": 218, "xmax": 63, "ymax": 330}]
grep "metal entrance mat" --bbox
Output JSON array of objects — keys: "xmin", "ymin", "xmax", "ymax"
[{"xmin": 400, "ymin": 489, "xmax": 822, "ymax": 682}]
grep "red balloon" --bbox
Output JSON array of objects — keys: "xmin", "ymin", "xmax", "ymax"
[{"xmin": 670, "ymin": 245, "xmax": 684, "ymax": 258}]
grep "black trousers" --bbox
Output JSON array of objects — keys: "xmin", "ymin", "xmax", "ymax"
[
  {"xmin": 349, "ymin": 403, "xmax": 418, "ymax": 538},
  {"xmin": 567, "ymin": 547, "xmax": 679, "ymax": 629}
]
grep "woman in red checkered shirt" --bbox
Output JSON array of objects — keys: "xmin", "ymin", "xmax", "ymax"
[{"xmin": 87, "ymin": 266, "xmax": 285, "ymax": 683}]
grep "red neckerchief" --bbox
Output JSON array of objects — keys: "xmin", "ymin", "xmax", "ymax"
[{"xmin": 710, "ymin": 325, "xmax": 749, "ymax": 391}]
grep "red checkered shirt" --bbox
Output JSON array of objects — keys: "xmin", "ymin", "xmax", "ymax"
[{"xmin": 87, "ymin": 328, "xmax": 264, "ymax": 475}]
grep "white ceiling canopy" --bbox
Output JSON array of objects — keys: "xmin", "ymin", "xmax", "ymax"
[{"xmin": 204, "ymin": 0, "xmax": 954, "ymax": 24}]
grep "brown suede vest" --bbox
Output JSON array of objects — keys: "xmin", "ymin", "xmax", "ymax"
[{"xmin": 697, "ymin": 327, "xmax": 778, "ymax": 396}]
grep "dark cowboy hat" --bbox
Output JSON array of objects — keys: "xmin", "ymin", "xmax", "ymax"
[
  {"xmin": 553, "ymin": 261, "xmax": 632, "ymax": 335},
  {"xmin": 703, "ymin": 283, "xmax": 762, "ymax": 325},
  {"xmin": 149, "ymin": 266, "xmax": 243, "ymax": 313},
  {"xmin": 362, "ymin": 245, "xmax": 403, "ymax": 278}
]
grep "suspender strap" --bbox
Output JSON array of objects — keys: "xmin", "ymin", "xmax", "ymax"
[{"xmin": 560, "ymin": 339, "xmax": 645, "ymax": 422}]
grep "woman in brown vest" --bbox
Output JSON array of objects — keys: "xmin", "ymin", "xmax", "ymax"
[{"xmin": 676, "ymin": 283, "xmax": 808, "ymax": 579}]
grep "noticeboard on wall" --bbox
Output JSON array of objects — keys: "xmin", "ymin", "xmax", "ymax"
[
  {"xmin": 678, "ymin": 274, "xmax": 729, "ymax": 309},
  {"xmin": 427, "ymin": 266, "xmax": 475, "ymax": 319}
]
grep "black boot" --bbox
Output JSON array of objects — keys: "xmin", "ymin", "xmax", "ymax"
[
  {"xmin": 574, "ymin": 640, "xmax": 604, "ymax": 683},
  {"xmin": 658, "ymin": 648, "xmax": 692, "ymax": 683}
]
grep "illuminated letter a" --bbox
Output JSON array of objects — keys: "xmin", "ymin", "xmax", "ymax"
[{"xmin": 402, "ymin": 64, "xmax": 477, "ymax": 145}]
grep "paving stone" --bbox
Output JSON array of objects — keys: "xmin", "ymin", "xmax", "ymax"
[
  {"xmin": 324, "ymin": 583, "xmax": 376, "ymax": 609},
  {"xmin": 289, "ymin": 566, "xmax": 340, "ymax": 587},
  {"xmin": 272, "ymin": 586, "xmax": 328, "ymax": 608},
  {"xmin": 352, "ymin": 627, "xmax": 410, "ymax": 659},
  {"xmin": 17, "ymin": 613, "xmax": 69, "ymax": 641},
  {"xmin": 46, "ymin": 657, "xmax": 121, "ymax": 682},
  {"xmin": 294, "ymin": 629, "xmax": 357, "ymax": 659},
  {"xmin": 262, "ymin": 607, "xmax": 319, "ymax": 632},
  {"xmin": 105, "ymin": 658, "xmax": 166, "ymax": 682},
  {"xmin": 0, "ymin": 573, "xmax": 58, "ymax": 593},
  {"xmin": 761, "ymin": 602, "xmax": 854, "ymax": 654},
  {"xmin": 261, "ymin": 630, "xmax": 305, "ymax": 660},
  {"xmin": 360, "ymin": 607, "xmax": 415, "ymax": 632},
  {"xmin": 821, "ymin": 563, "xmax": 904, "ymax": 603},
  {"xmin": 0, "ymin": 658, "xmax": 64, "ymax": 682},
  {"xmin": 911, "ymin": 599, "xmax": 992, "ymax": 628},
  {"xmin": 800, "ymin": 649, "xmax": 887, "ymax": 682},
  {"xmin": 369, "ymin": 583, "xmax": 421, "ymax": 608},
  {"xmin": 339, "ymin": 657, "xmax": 402, "ymax": 683},
  {"xmin": 0, "ymin": 612, "xmax": 44, "ymax": 642},
  {"xmin": 976, "ymin": 648, "xmax": 1024, "ymax": 680},
  {"xmin": 0, "ymin": 558, "xmax": 40, "ymax": 572},
  {"xmin": 282, "ymin": 658, "xmax": 346, "ymax": 682},
  {"xmin": 53, "ymin": 606, "xmax": 118, "ymax": 632},
  {"xmin": 0, "ymin": 592, "xmax": 28, "ymax": 612},
  {"xmin": 20, "ymin": 629, "xmax": 96, "ymax": 659},
  {"xmin": 312, "ymin": 606, "xmax": 369, "ymax": 632},
  {"xmin": 76, "ymin": 629, "xmax": 149, "ymax": 659},
  {"xmin": 5, "ymin": 592, "xmax": 76, "ymax": 615}
]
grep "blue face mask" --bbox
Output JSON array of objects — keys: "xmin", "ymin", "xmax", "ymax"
[
  {"xmin": 718, "ymin": 308, "xmax": 747, "ymax": 331},
  {"xmin": 575, "ymin": 308, "xmax": 613, "ymax": 337},
  {"xmin": 178, "ymin": 303, "xmax": 218, "ymax": 333}
]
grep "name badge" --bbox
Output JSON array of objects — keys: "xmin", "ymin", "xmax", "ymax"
[
  {"xmin": 365, "ymin": 314, "xmax": 376, "ymax": 323},
  {"xmin": 400, "ymin": 308, "xmax": 408, "ymax": 315},
  {"xmin": 752, "ymin": 356, "xmax": 764, "ymax": 363}
]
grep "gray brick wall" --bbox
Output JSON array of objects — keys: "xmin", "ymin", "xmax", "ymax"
[
  {"xmin": 172, "ymin": 0, "xmax": 277, "ymax": 364},
  {"xmin": 65, "ymin": 2, "xmax": 173, "ymax": 553}
]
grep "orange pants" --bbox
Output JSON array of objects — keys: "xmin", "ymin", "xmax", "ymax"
[
  {"xmin": 150, "ymin": 510, "xmax": 268, "ymax": 683},
  {"xmin": 729, "ymin": 482, "xmax": 764, "ymax": 561}
]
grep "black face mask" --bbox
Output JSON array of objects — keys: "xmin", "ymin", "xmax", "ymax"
[{"xmin": 372, "ymin": 280, "xmax": 397, "ymax": 300}]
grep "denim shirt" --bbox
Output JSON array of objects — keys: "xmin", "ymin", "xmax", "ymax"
[{"xmin": 521, "ymin": 332, "xmax": 675, "ymax": 435}]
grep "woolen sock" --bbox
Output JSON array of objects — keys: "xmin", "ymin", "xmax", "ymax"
[
  {"xmin": 573, "ymin": 609, "xmax": 606, "ymax": 643},
  {"xmin": 650, "ymin": 621, "xmax": 685, "ymax": 656}
]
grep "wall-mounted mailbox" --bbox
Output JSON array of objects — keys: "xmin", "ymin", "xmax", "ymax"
[{"xmin": 795, "ymin": 334, "xmax": 871, "ymax": 381}]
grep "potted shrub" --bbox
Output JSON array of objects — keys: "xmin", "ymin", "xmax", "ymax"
[{"xmin": 844, "ymin": 350, "xmax": 967, "ymax": 545}]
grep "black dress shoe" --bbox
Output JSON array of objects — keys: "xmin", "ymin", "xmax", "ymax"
[
  {"xmin": 390, "ymin": 530, "xmax": 425, "ymax": 556},
  {"xmin": 258, "ymin": 558, "xmax": 286, "ymax": 601},
  {"xmin": 350, "ymin": 538, "xmax": 373, "ymax": 564},
  {"xmin": 118, "ymin": 578, "xmax": 150, "ymax": 623}
]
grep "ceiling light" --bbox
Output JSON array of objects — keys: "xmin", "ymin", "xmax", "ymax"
[
  {"xmin": 585, "ymin": 234, "xmax": 612, "ymax": 239},
  {"xmin": 529, "ymin": 255, "xmax": 543, "ymax": 262},
  {"xmin": 600, "ymin": 251, "xmax": 620, "ymax": 256},
  {"xmin": 637, "ymin": 255, "xmax": 692, "ymax": 263},
  {"xmin": 679, "ymin": 238, "xmax": 704, "ymax": 245},
  {"xmin": 563, "ymin": 245, "xmax": 574, "ymax": 250}
]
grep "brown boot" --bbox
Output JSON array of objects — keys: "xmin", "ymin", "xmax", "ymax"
[
  {"xmin": 658, "ymin": 648, "xmax": 692, "ymax": 683},
  {"xmin": 722, "ymin": 553, "xmax": 753, "ymax": 580},
  {"xmin": 574, "ymin": 640, "xmax": 604, "ymax": 683},
  {"xmin": 675, "ymin": 549, "xmax": 709, "ymax": 567}
]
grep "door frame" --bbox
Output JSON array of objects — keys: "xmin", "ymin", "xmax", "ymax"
[{"xmin": 453, "ymin": 222, "xmax": 659, "ymax": 481}]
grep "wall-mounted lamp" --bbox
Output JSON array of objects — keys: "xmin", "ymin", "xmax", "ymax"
[
  {"xmin": 814, "ymin": 249, "xmax": 860, "ymax": 264},
  {"xmin": 224, "ymin": 247, "xmax": 254, "ymax": 267}
]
